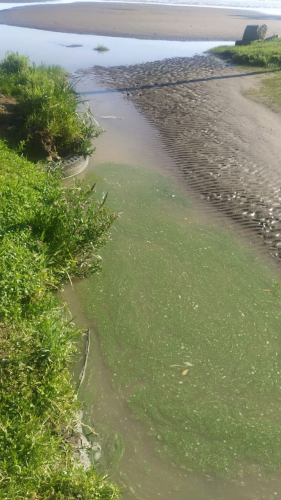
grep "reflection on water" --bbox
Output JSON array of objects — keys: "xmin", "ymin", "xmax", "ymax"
[{"xmin": 0, "ymin": 25, "xmax": 233, "ymax": 71}]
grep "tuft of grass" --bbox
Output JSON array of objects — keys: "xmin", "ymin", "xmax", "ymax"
[
  {"xmin": 0, "ymin": 52, "xmax": 101, "ymax": 159},
  {"xmin": 0, "ymin": 143, "xmax": 117, "ymax": 297},
  {"xmin": 94, "ymin": 45, "xmax": 109, "ymax": 53},
  {"xmin": 0, "ymin": 51, "xmax": 29, "ymax": 75},
  {"xmin": 0, "ymin": 141, "xmax": 120, "ymax": 499},
  {"xmin": 210, "ymin": 39, "xmax": 281, "ymax": 68}
]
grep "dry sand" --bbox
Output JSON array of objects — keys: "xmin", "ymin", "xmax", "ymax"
[{"xmin": 0, "ymin": 2, "xmax": 280, "ymax": 41}]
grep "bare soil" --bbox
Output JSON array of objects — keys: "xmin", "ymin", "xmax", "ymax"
[{"xmin": 0, "ymin": 93, "xmax": 18, "ymax": 140}]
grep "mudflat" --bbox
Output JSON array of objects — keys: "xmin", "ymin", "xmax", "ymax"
[
  {"xmin": 91, "ymin": 54, "xmax": 281, "ymax": 260},
  {"xmin": 0, "ymin": 2, "xmax": 280, "ymax": 40}
]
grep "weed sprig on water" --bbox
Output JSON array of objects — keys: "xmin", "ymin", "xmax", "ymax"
[
  {"xmin": 0, "ymin": 141, "xmax": 120, "ymax": 499},
  {"xmin": 0, "ymin": 52, "xmax": 101, "ymax": 159},
  {"xmin": 94, "ymin": 45, "xmax": 109, "ymax": 52}
]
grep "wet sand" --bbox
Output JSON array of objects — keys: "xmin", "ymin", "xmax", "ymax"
[
  {"xmin": 0, "ymin": 2, "xmax": 280, "ymax": 40},
  {"xmin": 90, "ymin": 54, "xmax": 281, "ymax": 261}
]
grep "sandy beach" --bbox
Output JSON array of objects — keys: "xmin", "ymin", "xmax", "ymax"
[{"xmin": 0, "ymin": 2, "xmax": 280, "ymax": 40}]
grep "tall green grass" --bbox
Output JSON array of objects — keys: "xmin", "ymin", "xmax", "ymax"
[
  {"xmin": 0, "ymin": 140, "xmax": 120, "ymax": 499},
  {"xmin": 0, "ymin": 52, "xmax": 100, "ymax": 159}
]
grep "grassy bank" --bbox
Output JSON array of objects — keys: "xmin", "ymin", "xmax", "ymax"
[
  {"xmin": 210, "ymin": 40, "xmax": 281, "ymax": 111},
  {"xmin": 210, "ymin": 39, "xmax": 281, "ymax": 68},
  {"xmin": 78, "ymin": 162, "xmax": 281, "ymax": 477},
  {"xmin": 0, "ymin": 141, "xmax": 120, "ymax": 499},
  {"xmin": 0, "ymin": 52, "xmax": 100, "ymax": 159}
]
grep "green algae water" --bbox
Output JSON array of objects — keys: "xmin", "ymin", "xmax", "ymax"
[{"xmin": 76, "ymin": 161, "xmax": 281, "ymax": 497}]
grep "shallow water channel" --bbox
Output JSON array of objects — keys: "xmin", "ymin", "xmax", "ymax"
[
  {"xmin": 1, "ymin": 24, "xmax": 281, "ymax": 498},
  {"xmin": 0, "ymin": 24, "xmax": 231, "ymax": 70},
  {"xmin": 61, "ymin": 74, "xmax": 281, "ymax": 500}
]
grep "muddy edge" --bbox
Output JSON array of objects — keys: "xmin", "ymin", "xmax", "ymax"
[{"xmin": 86, "ymin": 55, "xmax": 281, "ymax": 262}]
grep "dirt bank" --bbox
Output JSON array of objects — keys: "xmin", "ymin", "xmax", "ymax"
[
  {"xmin": 0, "ymin": 3, "xmax": 280, "ymax": 41},
  {"xmin": 87, "ymin": 54, "xmax": 281, "ymax": 260}
]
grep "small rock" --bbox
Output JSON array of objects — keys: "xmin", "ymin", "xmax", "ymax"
[{"xmin": 94, "ymin": 451, "xmax": 101, "ymax": 461}]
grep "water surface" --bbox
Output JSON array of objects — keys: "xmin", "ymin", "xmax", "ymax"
[
  {"xmin": 62, "ymin": 72, "xmax": 281, "ymax": 499},
  {"xmin": 0, "ymin": 25, "xmax": 232, "ymax": 70},
  {"xmin": 66, "ymin": 160, "xmax": 281, "ymax": 500}
]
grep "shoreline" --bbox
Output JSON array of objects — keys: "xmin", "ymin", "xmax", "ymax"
[{"xmin": 0, "ymin": 3, "xmax": 280, "ymax": 40}]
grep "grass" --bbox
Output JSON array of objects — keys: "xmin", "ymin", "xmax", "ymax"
[
  {"xmin": 94, "ymin": 45, "xmax": 109, "ymax": 53},
  {"xmin": 210, "ymin": 39, "xmax": 281, "ymax": 68},
  {"xmin": 78, "ymin": 162, "xmax": 281, "ymax": 477},
  {"xmin": 244, "ymin": 72, "xmax": 281, "ymax": 112},
  {"xmin": 0, "ymin": 141, "xmax": 120, "ymax": 499},
  {"xmin": 0, "ymin": 52, "xmax": 101, "ymax": 159},
  {"xmin": 259, "ymin": 73, "xmax": 281, "ymax": 110},
  {"xmin": 210, "ymin": 39, "xmax": 281, "ymax": 112}
]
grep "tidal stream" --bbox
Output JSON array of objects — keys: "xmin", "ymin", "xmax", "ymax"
[
  {"xmin": 63, "ymin": 75, "xmax": 281, "ymax": 500},
  {"xmin": 1, "ymin": 23, "xmax": 281, "ymax": 499}
]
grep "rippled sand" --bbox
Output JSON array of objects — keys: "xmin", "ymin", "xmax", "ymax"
[{"xmin": 88, "ymin": 54, "xmax": 281, "ymax": 261}]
